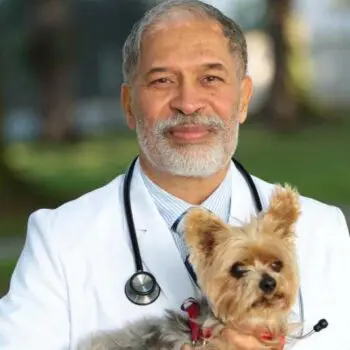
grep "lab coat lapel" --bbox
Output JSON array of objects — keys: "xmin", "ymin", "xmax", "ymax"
[{"xmin": 123, "ymin": 159, "xmax": 197, "ymax": 308}]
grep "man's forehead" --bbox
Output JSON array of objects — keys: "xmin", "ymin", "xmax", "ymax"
[
  {"xmin": 146, "ymin": 12, "xmax": 223, "ymax": 32},
  {"xmin": 142, "ymin": 15, "xmax": 226, "ymax": 49},
  {"xmin": 140, "ymin": 19, "xmax": 231, "ymax": 61}
]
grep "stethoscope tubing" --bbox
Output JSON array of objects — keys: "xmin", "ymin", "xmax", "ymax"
[{"xmin": 123, "ymin": 157, "xmax": 143, "ymax": 272}]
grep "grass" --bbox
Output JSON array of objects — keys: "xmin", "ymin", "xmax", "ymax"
[
  {"xmin": 0, "ymin": 260, "xmax": 15, "ymax": 298},
  {"xmin": 0, "ymin": 216, "xmax": 28, "ymax": 239},
  {"xmin": 1, "ymin": 119, "xmax": 350, "ymax": 239},
  {"xmin": 4, "ymin": 131, "xmax": 139, "ymax": 202},
  {"xmin": 235, "ymin": 120, "xmax": 350, "ymax": 205}
]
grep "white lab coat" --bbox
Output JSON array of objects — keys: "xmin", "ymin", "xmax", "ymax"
[{"xmin": 0, "ymin": 159, "xmax": 349, "ymax": 350}]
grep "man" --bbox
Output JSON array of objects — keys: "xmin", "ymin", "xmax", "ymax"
[{"xmin": 0, "ymin": 0, "xmax": 349, "ymax": 349}]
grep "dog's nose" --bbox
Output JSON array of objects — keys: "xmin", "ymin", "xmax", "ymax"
[{"xmin": 259, "ymin": 274, "xmax": 276, "ymax": 294}]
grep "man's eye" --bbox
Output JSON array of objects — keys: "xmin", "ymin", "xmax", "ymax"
[
  {"xmin": 203, "ymin": 75, "xmax": 223, "ymax": 84},
  {"xmin": 149, "ymin": 77, "xmax": 172, "ymax": 85}
]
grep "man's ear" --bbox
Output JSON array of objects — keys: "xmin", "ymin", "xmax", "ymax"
[
  {"xmin": 237, "ymin": 75, "xmax": 253, "ymax": 124},
  {"xmin": 121, "ymin": 83, "xmax": 136, "ymax": 129}
]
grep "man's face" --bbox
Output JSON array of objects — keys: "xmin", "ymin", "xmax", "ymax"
[{"xmin": 122, "ymin": 17, "xmax": 252, "ymax": 177}]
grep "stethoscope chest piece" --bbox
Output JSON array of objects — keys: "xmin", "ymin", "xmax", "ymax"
[{"xmin": 125, "ymin": 271, "xmax": 160, "ymax": 306}]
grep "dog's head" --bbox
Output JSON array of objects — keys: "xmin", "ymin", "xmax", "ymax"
[{"xmin": 181, "ymin": 184, "xmax": 300, "ymax": 334}]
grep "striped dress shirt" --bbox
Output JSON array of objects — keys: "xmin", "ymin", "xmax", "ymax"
[{"xmin": 140, "ymin": 163, "xmax": 233, "ymax": 261}]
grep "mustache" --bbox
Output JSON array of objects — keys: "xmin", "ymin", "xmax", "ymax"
[{"xmin": 153, "ymin": 113, "xmax": 225, "ymax": 134}]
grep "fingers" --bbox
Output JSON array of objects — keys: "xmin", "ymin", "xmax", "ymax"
[
  {"xmin": 180, "ymin": 345, "xmax": 194, "ymax": 350},
  {"xmin": 181, "ymin": 330, "xmax": 284, "ymax": 350},
  {"xmin": 220, "ymin": 327, "xmax": 283, "ymax": 350},
  {"xmin": 221, "ymin": 328, "xmax": 263, "ymax": 350}
]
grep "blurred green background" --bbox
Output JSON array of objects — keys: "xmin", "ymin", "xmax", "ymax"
[{"xmin": 1, "ymin": 0, "xmax": 350, "ymax": 297}]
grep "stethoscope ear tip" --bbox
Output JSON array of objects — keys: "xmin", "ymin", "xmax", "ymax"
[{"xmin": 314, "ymin": 319, "xmax": 328, "ymax": 332}]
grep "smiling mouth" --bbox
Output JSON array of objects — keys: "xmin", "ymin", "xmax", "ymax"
[{"xmin": 168, "ymin": 125, "xmax": 213, "ymax": 142}]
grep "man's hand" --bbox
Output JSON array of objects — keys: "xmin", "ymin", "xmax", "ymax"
[
  {"xmin": 180, "ymin": 327, "xmax": 284, "ymax": 350},
  {"xmin": 221, "ymin": 328, "xmax": 284, "ymax": 350}
]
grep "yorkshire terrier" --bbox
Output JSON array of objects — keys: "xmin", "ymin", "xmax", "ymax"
[{"xmin": 80, "ymin": 184, "xmax": 301, "ymax": 350}]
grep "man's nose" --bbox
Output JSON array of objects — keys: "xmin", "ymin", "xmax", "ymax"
[{"xmin": 169, "ymin": 82, "xmax": 206, "ymax": 116}]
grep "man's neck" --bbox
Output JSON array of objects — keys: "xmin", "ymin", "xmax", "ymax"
[{"xmin": 139, "ymin": 155, "xmax": 230, "ymax": 205}]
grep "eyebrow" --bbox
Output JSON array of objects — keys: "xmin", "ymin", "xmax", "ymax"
[
  {"xmin": 202, "ymin": 62, "xmax": 228, "ymax": 73},
  {"xmin": 145, "ymin": 62, "xmax": 229, "ymax": 78},
  {"xmin": 145, "ymin": 67, "xmax": 170, "ymax": 78}
]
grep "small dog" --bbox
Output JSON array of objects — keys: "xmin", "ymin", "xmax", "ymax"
[{"xmin": 80, "ymin": 185, "xmax": 301, "ymax": 349}]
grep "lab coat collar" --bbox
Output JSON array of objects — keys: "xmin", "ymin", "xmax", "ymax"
[{"xmin": 127, "ymin": 158, "xmax": 257, "ymax": 230}]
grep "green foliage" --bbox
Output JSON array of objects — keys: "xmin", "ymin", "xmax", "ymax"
[
  {"xmin": 4, "ymin": 132, "xmax": 139, "ymax": 202},
  {"xmin": 235, "ymin": 120, "xmax": 350, "ymax": 205},
  {"xmin": 0, "ymin": 216, "xmax": 27, "ymax": 238},
  {"xmin": 0, "ymin": 260, "xmax": 15, "ymax": 298},
  {"xmin": 4, "ymin": 120, "xmax": 350, "ymax": 207}
]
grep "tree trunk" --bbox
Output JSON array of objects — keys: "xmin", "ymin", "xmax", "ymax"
[
  {"xmin": 26, "ymin": 0, "xmax": 76, "ymax": 142},
  {"xmin": 263, "ymin": 0, "xmax": 299, "ymax": 131}
]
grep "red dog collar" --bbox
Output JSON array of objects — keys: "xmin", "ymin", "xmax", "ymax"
[{"xmin": 181, "ymin": 298, "xmax": 213, "ymax": 346}]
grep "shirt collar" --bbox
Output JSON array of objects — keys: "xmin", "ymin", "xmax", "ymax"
[{"xmin": 140, "ymin": 163, "xmax": 233, "ymax": 229}]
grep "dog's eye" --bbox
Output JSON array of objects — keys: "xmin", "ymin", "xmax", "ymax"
[
  {"xmin": 230, "ymin": 262, "xmax": 247, "ymax": 279},
  {"xmin": 271, "ymin": 260, "xmax": 283, "ymax": 272}
]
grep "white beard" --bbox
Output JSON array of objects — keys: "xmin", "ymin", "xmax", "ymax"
[{"xmin": 135, "ymin": 113, "xmax": 240, "ymax": 178}]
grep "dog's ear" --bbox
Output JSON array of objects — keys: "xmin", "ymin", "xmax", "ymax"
[
  {"xmin": 260, "ymin": 184, "xmax": 301, "ymax": 240},
  {"xmin": 180, "ymin": 208, "xmax": 230, "ymax": 262}
]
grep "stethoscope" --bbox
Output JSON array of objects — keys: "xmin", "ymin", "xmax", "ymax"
[{"xmin": 123, "ymin": 156, "xmax": 328, "ymax": 339}]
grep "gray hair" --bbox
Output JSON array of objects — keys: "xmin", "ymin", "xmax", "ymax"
[{"xmin": 122, "ymin": 0, "xmax": 248, "ymax": 84}]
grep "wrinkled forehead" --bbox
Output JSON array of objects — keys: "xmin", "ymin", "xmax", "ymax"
[
  {"xmin": 137, "ymin": 17, "xmax": 235, "ymax": 77},
  {"xmin": 140, "ymin": 11, "xmax": 229, "ymax": 54},
  {"xmin": 144, "ymin": 7, "xmax": 222, "ymax": 35}
]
